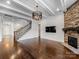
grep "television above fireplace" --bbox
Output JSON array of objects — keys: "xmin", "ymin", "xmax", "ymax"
[{"xmin": 68, "ymin": 36, "xmax": 78, "ymax": 49}]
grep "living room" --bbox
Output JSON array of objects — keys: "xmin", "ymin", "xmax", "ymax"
[{"xmin": 0, "ymin": 0, "xmax": 79, "ymax": 59}]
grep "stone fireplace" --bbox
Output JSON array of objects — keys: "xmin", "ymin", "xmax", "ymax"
[{"xmin": 64, "ymin": 0, "xmax": 79, "ymax": 46}]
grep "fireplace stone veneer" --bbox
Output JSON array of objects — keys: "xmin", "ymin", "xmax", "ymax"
[{"xmin": 64, "ymin": 0, "xmax": 79, "ymax": 47}]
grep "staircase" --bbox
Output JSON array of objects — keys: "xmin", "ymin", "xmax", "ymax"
[
  {"xmin": 14, "ymin": 21, "xmax": 32, "ymax": 40},
  {"xmin": 0, "ymin": 13, "xmax": 32, "ymax": 40}
]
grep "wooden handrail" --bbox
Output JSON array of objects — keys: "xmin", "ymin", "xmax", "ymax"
[{"xmin": 14, "ymin": 21, "xmax": 32, "ymax": 40}]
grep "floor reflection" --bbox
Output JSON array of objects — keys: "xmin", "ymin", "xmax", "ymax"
[{"xmin": 0, "ymin": 38, "xmax": 79, "ymax": 59}]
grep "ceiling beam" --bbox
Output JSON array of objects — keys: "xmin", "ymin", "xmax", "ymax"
[
  {"xmin": 13, "ymin": 0, "xmax": 48, "ymax": 18},
  {"xmin": 0, "ymin": 6, "xmax": 30, "ymax": 20},
  {"xmin": 60, "ymin": 0, "xmax": 67, "ymax": 12},
  {"xmin": 13, "ymin": 0, "xmax": 33, "ymax": 11},
  {"xmin": 34, "ymin": 0, "xmax": 55, "ymax": 15},
  {"xmin": 0, "ymin": 4, "xmax": 31, "ymax": 17},
  {"xmin": 60, "ymin": 0, "xmax": 77, "ymax": 12},
  {"xmin": 67, "ymin": 0, "xmax": 77, "ymax": 11},
  {"xmin": 0, "ymin": 11, "xmax": 30, "ymax": 20}
]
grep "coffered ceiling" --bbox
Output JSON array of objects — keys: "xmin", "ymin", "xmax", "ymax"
[{"xmin": 0, "ymin": 0, "xmax": 77, "ymax": 20}]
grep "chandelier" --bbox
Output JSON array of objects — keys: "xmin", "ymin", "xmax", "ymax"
[
  {"xmin": 32, "ymin": 5, "xmax": 42, "ymax": 46},
  {"xmin": 32, "ymin": 6, "xmax": 42, "ymax": 21},
  {"xmin": 32, "ymin": 4, "xmax": 43, "ymax": 59}
]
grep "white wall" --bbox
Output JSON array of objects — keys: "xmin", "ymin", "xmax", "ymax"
[
  {"xmin": 19, "ymin": 14, "xmax": 64, "ymax": 42},
  {"xmin": 0, "ymin": 14, "xmax": 2, "ymax": 41},
  {"xmin": 41, "ymin": 14, "xmax": 64, "ymax": 42}
]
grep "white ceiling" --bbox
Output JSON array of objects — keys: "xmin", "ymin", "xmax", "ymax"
[{"xmin": 0, "ymin": 0, "xmax": 77, "ymax": 20}]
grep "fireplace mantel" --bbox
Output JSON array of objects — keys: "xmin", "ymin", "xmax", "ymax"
[{"xmin": 63, "ymin": 26, "xmax": 79, "ymax": 33}]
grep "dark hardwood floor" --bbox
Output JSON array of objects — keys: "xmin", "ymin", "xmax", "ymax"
[{"xmin": 0, "ymin": 38, "xmax": 79, "ymax": 59}]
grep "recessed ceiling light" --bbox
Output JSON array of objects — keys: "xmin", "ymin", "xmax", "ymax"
[
  {"xmin": 56, "ymin": 8, "xmax": 60, "ymax": 11},
  {"xmin": 6, "ymin": 0, "xmax": 11, "ymax": 4}
]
